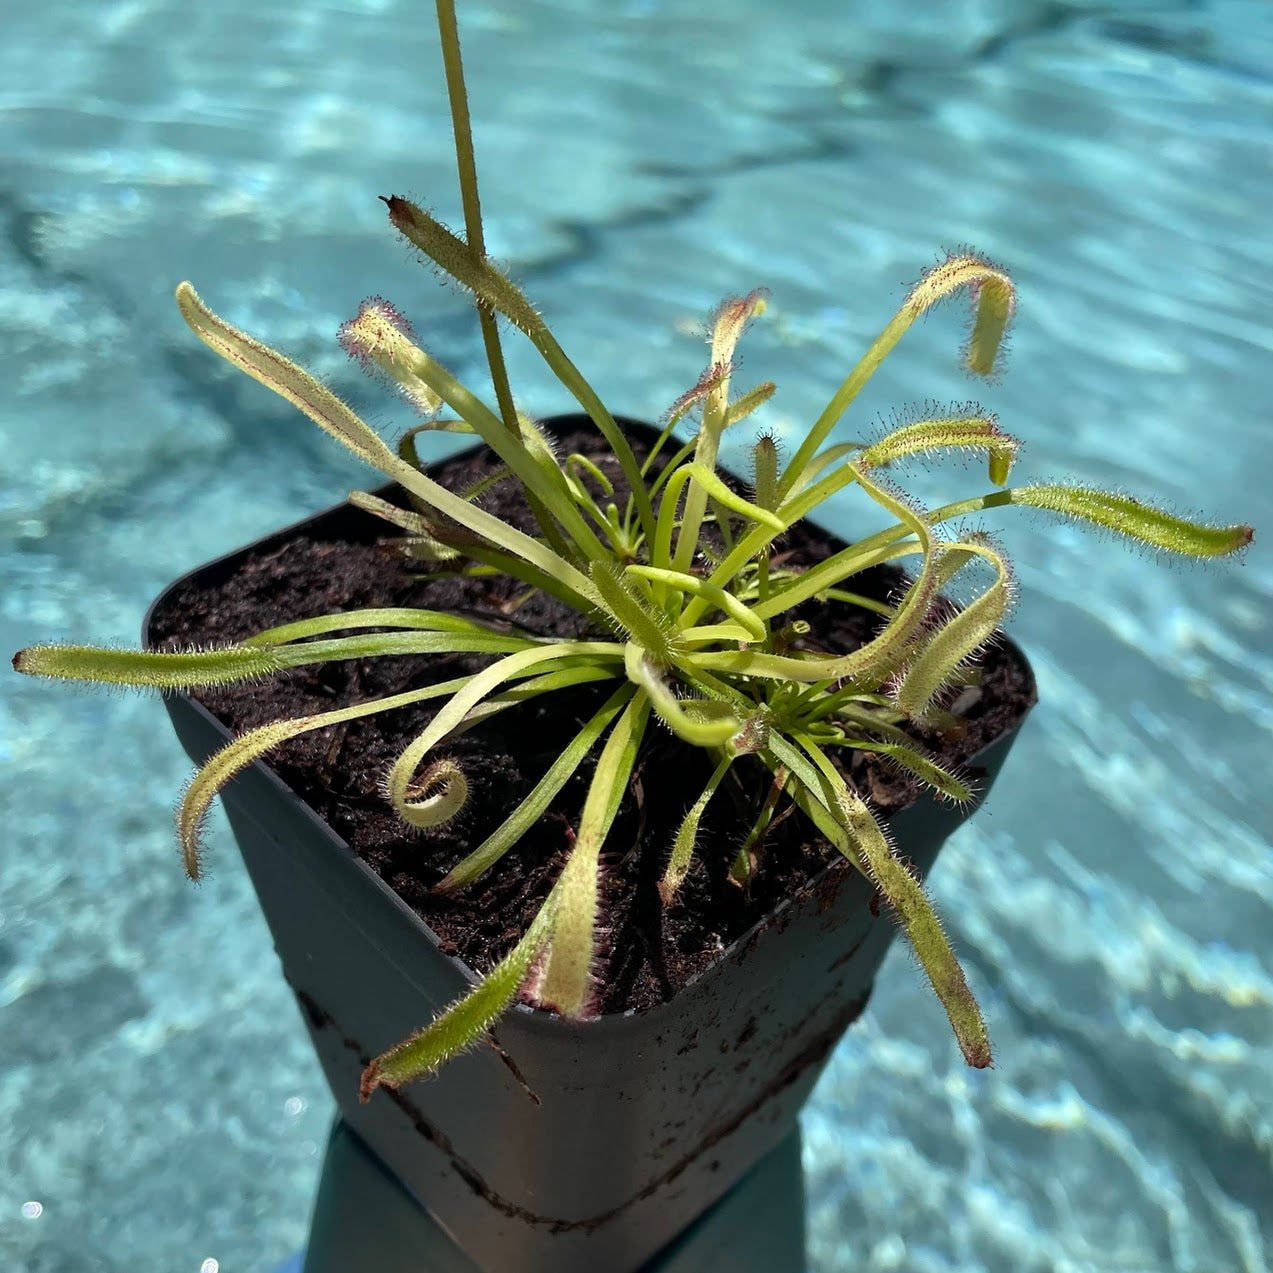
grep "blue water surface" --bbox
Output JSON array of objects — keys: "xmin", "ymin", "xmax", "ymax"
[{"xmin": 1, "ymin": 1, "xmax": 1270, "ymax": 1270}]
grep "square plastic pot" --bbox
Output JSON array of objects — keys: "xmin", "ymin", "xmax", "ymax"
[{"xmin": 145, "ymin": 416, "xmax": 1034, "ymax": 1273}]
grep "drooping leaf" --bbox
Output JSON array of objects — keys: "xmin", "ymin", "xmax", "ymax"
[
  {"xmin": 359, "ymin": 899, "xmax": 556, "ymax": 1101},
  {"xmin": 906, "ymin": 251, "xmax": 1016, "ymax": 376},
  {"xmin": 858, "ymin": 411, "xmax": 1019, "ymax": 486},
  {"xmin": 833, "ymin": 782, "xmax": 992, "ymax": 1067}
]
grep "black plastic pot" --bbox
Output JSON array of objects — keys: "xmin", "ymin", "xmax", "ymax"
[
  {"xmin": 145, "ymin": 417, "xmax": 1034, "ymax": 1273},
  {"xmin": 300, "ymin": 1120, "xmax": 806, "ymax": 1272}
]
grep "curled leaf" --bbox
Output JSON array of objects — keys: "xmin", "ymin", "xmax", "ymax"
[
  {"xmin": 906, "ymin": 251, "xmax": 1016, "ymax": 377},
  {"xmin": 178, "ymin": 674, "xmax": 474, "ymax": 882},
  {"xmin": 626, "ymin": 647, "xmax": 742, "ymax": 747},
  {"xmin": 393, "ymin": 757, "xmax": 469, "ymax": 830},
  {"xmin": 858, "ymin": 410, "xmax": 1018, "ymax": 487}
]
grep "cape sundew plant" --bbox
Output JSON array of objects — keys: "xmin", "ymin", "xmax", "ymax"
[{"xmin": 13, "ymin": 3, "xmax": 1253, "ymax": 1104}]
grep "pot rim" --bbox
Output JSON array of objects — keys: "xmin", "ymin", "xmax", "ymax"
[{"xmin": 143, "ymin": 418, "xmax": 1037, "ymax": 1029}]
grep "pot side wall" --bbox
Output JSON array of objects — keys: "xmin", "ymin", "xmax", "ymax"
[{"xmin": 160, "ymin": 672, "xmax": 1021, "ymax": 1273}]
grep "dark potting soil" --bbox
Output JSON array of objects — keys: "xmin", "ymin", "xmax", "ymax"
[{"xmin": 148, "ymin": 423, "xmax": 1035, "ymax": 1014}]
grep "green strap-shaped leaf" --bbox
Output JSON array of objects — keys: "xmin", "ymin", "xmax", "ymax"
[
  {"xmin": 796, "ymin": 736, "xmax": 991, "ymax": 1068},
  {"xmin": 177, "ymin": 284, "xmax": 598, "ymax": 605},
  {"xmin": 676, "ymin": 449, "xmax": 901, "ymax": 632},
  {"xmin": 1012, "ymin": 485, "xmax": 1253, "ymax": 557},
  {"xmin": 350, "ymin": 328, "xmax": 605, "ymax": 564},
  {"xmin": 383, "ymin": 196, "xmax": 657, "ymax": 548},
  {"xmin": 783, "ymin": 441, "xmax": 865, "ymax": 499},
  {"xmin": 264, "ymin": 631, "xmax": 534, "ymax": 666},
  {"xmin": 653, "ymin": 461, "xmax": 786, "ymax": 584},
  {"xmin": 661, "ymin": 752, "xmax": 734, "ymax": 903},
  {"xmin": 363, "ymin": 694, "xmax": 652, "ymax": 1099},
  {"xmin": 778, "ymin": 252, "xmax": 1015, "ymax": 502},
  {"xmin": 359, "ymin": 896, "xmax": 558, "ymax": 1102},
  {"xmin": 729, "ymin": 761, "xmax": 788, "ymax": 887},
  {"xmin": 565, "ymin": 451, "xmax": 615, "ymax": 498},
  {"xmin": 440, "ymin": 665, "xmax": 620, "ymax": 743},
  {"xmin": 346, "ymin": 490, "xmax": 590, "ymax": 614},
  {"xmin": 725, "ymin": 381, "xmax": 777, "ymax": 429},
  {"xmin": 177, "ymin": 282, "xmax": 402, "ymax": 471},
  {"xmin": 800, "ymin": 481, "xmax": 1253, "ymax": 603},
  {"xmin": 690, "ymin": 465, "xmax": 942, "ymax": 687},
  {"xmin": 763, "ymin": 732, "xmax": 861, "ymax": 867},
  {"xmin": 242, "ymin": 607, "xmax": 526, "ymax": 646},
  {"xmin": 382, "ymin": 197, "xmax": 544, "ymax": 338},
  {"xmin": 833, "ymin": 781, "xmax": 992, "ymax": 1069},
  {"xmin": 646, "ymin": 436, "xmax": 699, "ymax": 498},
  {"xmin": 746, "ymin": 464, "xmax": 946, "ymax": 628},
  {"xmin": 435, "ymin": 683, "xmax": 635, "ymax": 893},
  {"xmin": 752, "ymin": 433, "xmax": 780, "ymax": 512},
  {"xmin": 590, "ymin": 561, "xmax": 675, "ymax": 660},
  {"xmin": 14, "ymin": 643, "xmax": 283, "ymax": 689},
  {"xmin": 679, "ymin": 622, "xmax": 764, "ymax": 646},
  {"xmin": 535, "ymin": 693, "xmax": 652, "ymax": 1016},
  {"xmin": 813, "ymin": 588, "xmax": 894, "ymax": 618},
  {"xmin": 845, "ymin": 740, "xmax": 973, "ymax": 804}
]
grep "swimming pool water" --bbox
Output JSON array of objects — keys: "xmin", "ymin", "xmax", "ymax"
[{"xmin": 2, "ymin": 1, "xmax": 1270, "ymax": 1270}]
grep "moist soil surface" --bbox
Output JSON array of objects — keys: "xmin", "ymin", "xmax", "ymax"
[{"xmin": 148, "ymin": 420, "xmax": 1035, "ymax": 1014}]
